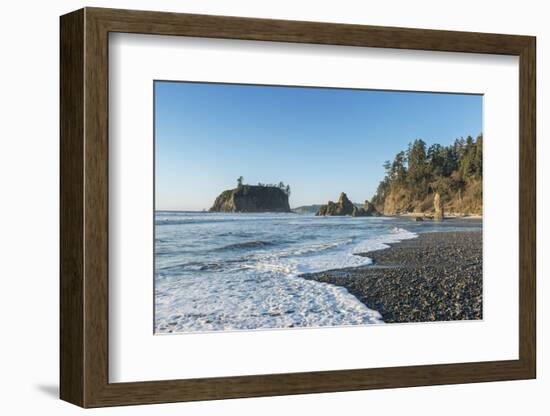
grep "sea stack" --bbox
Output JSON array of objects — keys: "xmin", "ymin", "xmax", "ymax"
[
  {"xmin": 434, "ymin": 192, "xmax": 444, "ymax": 220},
  {"xmin": 316, "ymin": 193, "xmax": 380, "ymax": 217},
  {"xmin": 317, "ymin": 192, "xmax": 354, "ymax": 216},
  {"xmin": 210, "ymin": 185, "xmax": 291, "ymax": 213}
]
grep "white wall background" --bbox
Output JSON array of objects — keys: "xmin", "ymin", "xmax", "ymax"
[{"xmin": 0, "ymin": 0, "xmax": 546, "ymax": 414}]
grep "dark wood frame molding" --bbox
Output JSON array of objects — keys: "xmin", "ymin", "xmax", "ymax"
[{"xmin": 60, "ymin": 7, "xmax": 536, "ymax": 408}]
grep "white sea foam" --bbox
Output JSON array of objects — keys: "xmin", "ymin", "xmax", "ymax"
[
  {"xmin": 155, "ymin": 273, "xmax": 383, "ymax": 333},
  {"xmin": 352, "ymin": 226, "xmax": 418, "ymax": 254}
]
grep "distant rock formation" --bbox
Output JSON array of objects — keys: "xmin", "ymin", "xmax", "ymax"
[
  {"xmin": 210, "ymin": 185, "xmax": 291, "ymax": 213},
  {"xmin": 316, "ymin": 193, "xmax": 381, "ymax": 217},
  {"xmin": 292, "ymin": 204, "xmax": 323, "ymax": 215},
  {"xmin": 434, "ymin": 192, "xmax": 444, "ymax": 220}
]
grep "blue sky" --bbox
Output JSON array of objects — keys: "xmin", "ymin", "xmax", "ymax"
[{"xmin": 155, "ymin": 81, "xmax": 482, "ymax": 211}]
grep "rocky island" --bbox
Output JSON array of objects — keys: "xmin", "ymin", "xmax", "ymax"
[
  {"xmin": 210, "ymin": 180, "xmax": 291, "ymax": 213},
  {"xmin": 316, "ymin": 192, "xmax": 381, "ymax": 217}
]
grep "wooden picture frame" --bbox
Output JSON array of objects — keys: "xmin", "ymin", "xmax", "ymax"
[{"xmin": 60, "ymin": 7, "xmax": 536, "ymax": 408}]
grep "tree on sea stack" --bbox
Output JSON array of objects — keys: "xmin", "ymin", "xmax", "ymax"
[{"xmin": 237, "ymin": 176, "xmax": 244, "ymax": 188}]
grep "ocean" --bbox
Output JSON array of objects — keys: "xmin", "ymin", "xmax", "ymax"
[{"xmin": 154, "ymin": 211, "xmax": 481, "ymax": 333}]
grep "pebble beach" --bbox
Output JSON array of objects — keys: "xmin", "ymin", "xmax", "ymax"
[{"xmin": 303, "ymin": 230, "xmax": 482, "ymax": 323}]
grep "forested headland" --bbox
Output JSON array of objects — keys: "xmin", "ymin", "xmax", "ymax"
[{"xmin": 371, "ymin": 135, "xmax": 483, "ymax": 215}]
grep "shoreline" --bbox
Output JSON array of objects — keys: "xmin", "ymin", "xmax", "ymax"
[
  {"xmin": 302, "ymin": 230, "xmax": 482, "ymax": 323},
  {"xmin": 395, "ymin": 213, "xmax": 482, "ymax": 220},
  {"xmin": 155, "ymin": 209, "xmax": 483, "ymax": 220}
]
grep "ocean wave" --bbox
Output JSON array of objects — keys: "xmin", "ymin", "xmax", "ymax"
[
  {"xmin": 155, "ymin": 219, "xmax": 224, "ymax": 226},
  {"xmin": 276, "ymin": 239, "xmax": 354, "ymax": 258},
  {"xmin": 246, "ymin": 229, "xmax": 417, "ymax": 277},
  {"xmin": 217, "ymin": 240, "xmax": 275, "ymax": 251},
  {"xmin": 158, "ymin": 259, "xmax": 246, "ymax": 273}
]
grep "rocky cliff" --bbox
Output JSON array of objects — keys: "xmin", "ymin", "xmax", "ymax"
[
  {"xmin": 316, "ymin": 193, "xmax": 380, "ymax": 217},
  {"xmin": 210, "ymin": 185, "xmax": 291, "ymax": 213},
  {"xmin": 379, "ymin": 179, "xmax": 481, "ymax": 216}
]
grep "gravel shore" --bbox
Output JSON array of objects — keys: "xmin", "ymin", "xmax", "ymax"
[{"xmin": 302, "ymin": 231, "xmax": 482, "ymax": 323}]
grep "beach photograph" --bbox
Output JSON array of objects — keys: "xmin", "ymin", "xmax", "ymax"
[{"xmin": 154, "ymin": 81, "xmax": 483, "ymax": 334}]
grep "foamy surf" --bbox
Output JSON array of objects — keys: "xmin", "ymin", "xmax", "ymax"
[{"xmin": 155, "ymin": 273, "xmax": 383, "ymax": 333}]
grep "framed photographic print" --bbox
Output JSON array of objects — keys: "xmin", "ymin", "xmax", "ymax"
[{"xmin": 60, "ymin": 7, "xmax": 536, "ymax": 407}]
